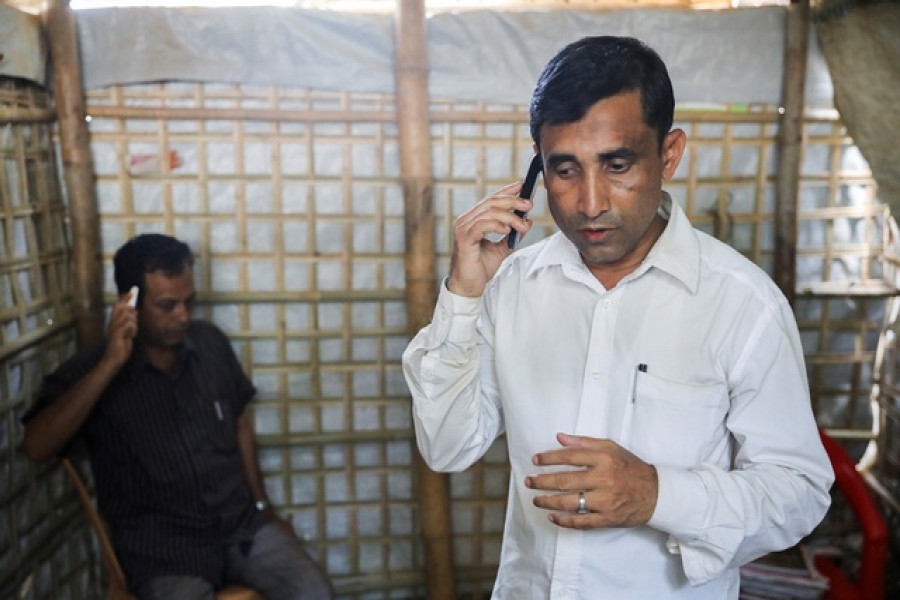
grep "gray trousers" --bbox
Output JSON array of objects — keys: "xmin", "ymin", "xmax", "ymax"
[{"xmin": 135, "ymin": 523, "xmax": 333, "ymax": 600}]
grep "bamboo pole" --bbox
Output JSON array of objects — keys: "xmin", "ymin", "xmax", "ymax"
[
  {"xmin": 774, "ymin": 0, "xmax": 810, "ymax": 307},
  {"xmin": 84, "ymin": 104, "xmax": 818, "ymax": 125},
  {"xmin": 44, "ymin": 0, "xmax": 105, "ymax": 348},
  {"xmin": 394, "ymin": 1, "xmax": 457, "ymax": 597},
  {"xmin": 0, "ymin": 106, "xmax": 56, "ymax": 123}
]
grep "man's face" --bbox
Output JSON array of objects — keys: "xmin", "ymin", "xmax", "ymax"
[
  {"xmin": 137, "ymin": 267, "xmax": 195, "ymax": 349},
  {"xmin": 538, "ymin": 89, "xmax": 684, "ymax": 286}
]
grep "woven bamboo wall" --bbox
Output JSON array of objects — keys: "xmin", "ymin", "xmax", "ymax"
[
  {"xmin": 0, "ymin": 77, "xmax": 102, "ymax": 599},
  {"xmin": 3, "ymin": 77, "xmax": 887, "ymax": 597},
  {"xmin": 87, "ymin": 83, "xmax": 428, "ymax": 596}
]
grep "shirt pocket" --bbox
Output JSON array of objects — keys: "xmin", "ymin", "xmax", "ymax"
[
  {"xmin": 208, "ymin": 396, "xmax": 238, "ymax": 453},
  {"xmin": 625, "ymin": 370, "xmax": 729, "ymax": 467}
]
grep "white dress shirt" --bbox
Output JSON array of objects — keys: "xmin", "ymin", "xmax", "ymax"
[{"xmin": 403, "ymin": 194, "xmax": 834, "ymax": 599}]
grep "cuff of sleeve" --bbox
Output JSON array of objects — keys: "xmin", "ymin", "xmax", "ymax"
[
  {"xmin": 647, "ymin": 465, "xmax": 708, "ymax": 542},
  {"xmin": 432, "ymin": 279, "xmax": 482, "ymax": 344}
]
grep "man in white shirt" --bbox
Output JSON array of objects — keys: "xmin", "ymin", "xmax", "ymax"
[{"xmin": 402, "ymin": 36, "xmax": 834, "ymax": 598}]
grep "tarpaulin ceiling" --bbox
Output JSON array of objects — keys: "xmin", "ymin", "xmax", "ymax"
[{"xmin": 2, "ymin": 6, "xmax": 837, "ymax": 109}]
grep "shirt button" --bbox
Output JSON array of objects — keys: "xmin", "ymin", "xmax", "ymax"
[
  {"xmin": 591, "ymin": 370, "xmax": 600, "ymax": 379},
  {"xmin": 666, "ymin": 537, "xmax": 681, "ymax": 554},
  {"xmin": 603, "ymin": 299, "xmax": 612, "ymax": 308}
]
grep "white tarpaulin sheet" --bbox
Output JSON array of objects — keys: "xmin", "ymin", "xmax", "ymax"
[
  {"xmin": 817, "ymin": 3, "xmax": 900, "ymax": 213},
  {"xmin": 0, "ymin": 4, "xmax": 47, "ymax": 85},
  {"xmin": 0, "ymin": 5, "xmax": 835, "ymax": 109}
]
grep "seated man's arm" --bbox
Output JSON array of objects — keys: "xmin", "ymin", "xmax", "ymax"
[
  {"xmin": 23, "ymin": 295, "xmax": 137, "ymax": 461},
  {"xmin": 23, "ymin": 355, "xmax": 121, "ymax": 461},
  {"xmin": 236, "ymin": 407, "xmax": 268, "ymax": 505},
  {"xmin": 236, "ymin": 407, "xmax": 295, "ymax": 534}
]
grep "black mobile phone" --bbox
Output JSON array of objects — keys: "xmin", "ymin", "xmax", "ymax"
[{"xmin": 507, "ymin": 154, "xmax": 542, "ymax": 249}]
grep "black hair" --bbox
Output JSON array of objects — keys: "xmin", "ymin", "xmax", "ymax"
[
  {"xmin": 529, "ymin": 36, "xmax": 675, "ymax": 150},
  {"xmin": 113, "ymin": 233, "xmax": 194, "ymax": 296}
]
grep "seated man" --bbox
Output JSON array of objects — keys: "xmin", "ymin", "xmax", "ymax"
[{"xmin": 22, "ymin": 233, "xmax": 333, "ymax": 600}]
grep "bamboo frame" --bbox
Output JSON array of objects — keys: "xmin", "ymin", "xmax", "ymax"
[
  {"xmin": 84, "ymin": 104, "xmax": 839, "ymax": 125},
  {"xmin": 43, "ymin": 0, "xmax": 104, "ymax": 348},
  {"xmin": 53, "ymin": 80, "xmax": 891, "ymax": 595},
  {"xmin": 394, "ymin": 1, "xmax": 458, "ymax": 598},
  {"xmin": 774, "ymin": 0, "xmax": 811, "ymax": 306}
]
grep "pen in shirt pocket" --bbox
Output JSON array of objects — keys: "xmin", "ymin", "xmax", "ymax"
[
  {"xmin": 629, "ymin": 363, "xmax": 648, "ymax": 402},
  {"xmin": 214, "ymin": 400, "xmax": 224, "ymax": 421},
  {"xmin": 621, "ymin": 363, "xmax": 647, "ymax": 446}
]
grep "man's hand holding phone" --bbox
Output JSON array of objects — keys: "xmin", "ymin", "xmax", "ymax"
[
  {"xmin": 448, "ymin": 155, "xmax": 541, "ymax": 298},
  {"xmin": 103, "ymin": 285, "xmax": 140, "ymax": 368}
]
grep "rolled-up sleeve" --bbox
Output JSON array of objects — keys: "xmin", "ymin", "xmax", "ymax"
[{"xmin": 402, "ymin": 283, "xmax": 504, "ymax": 472}]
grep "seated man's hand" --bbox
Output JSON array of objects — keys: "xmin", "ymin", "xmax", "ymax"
[
  {"xmin": 525, "ymin": 432, "xmax": 658, "ymax": 529},
  {"xmin": 264, "ymin": 509, "xmax": 297, "ymax": 537}
]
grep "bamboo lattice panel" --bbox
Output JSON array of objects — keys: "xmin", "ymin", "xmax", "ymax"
[
  {"xmin": 0, "ymin": 77, "xmax": 101, "ymax": 599},
  {"xmin": 794, "ymin": 120, "xmax": 886, "ymax": 456},
  {"xmin": 76, "ymin": 82, "xmax": 886, "ymax": 596},
  {"xmin": 85, "ymin": 82, "xmax": 427, "ymax": 598},
  {"xmin": 3, "ymin": 76, "xmax": 887, "ymax": 597}
]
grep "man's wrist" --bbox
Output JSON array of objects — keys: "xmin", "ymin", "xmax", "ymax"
[{"xmin": 446, "ymin": 276, "xmax": 485, "ymax": 299}]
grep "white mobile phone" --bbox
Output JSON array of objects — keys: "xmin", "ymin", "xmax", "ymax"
[{"xmin": 127, "ymin": 285, "xmax": 139, "ymax": 308}]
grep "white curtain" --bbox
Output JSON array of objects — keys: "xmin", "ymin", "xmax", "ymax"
[{"xmin": 815, "ymin": 1, "xmax": 900, "ymax": 216}]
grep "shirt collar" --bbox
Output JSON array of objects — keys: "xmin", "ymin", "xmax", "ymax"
[
  {"xmin": 123, "ymin": 329, "xmax": 198, "ymax": 379},
  {"xmin": 525, "ymin": 191, "xmax": 700, "ymax": 294},
  {"xmin": 642, "ymin": 192, "xmax": 701, "ymax": 294}
]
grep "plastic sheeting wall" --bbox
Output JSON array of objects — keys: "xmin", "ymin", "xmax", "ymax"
[
  {"xmin": 0, "ymin": 5, "xmax": 46, "ymax": 85},
  {"xmin": 2, "ymin": 6, "xmax": 836, "ymax": 109}
]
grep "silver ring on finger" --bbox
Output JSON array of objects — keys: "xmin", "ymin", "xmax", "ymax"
[{"xmin": 576, "ymin": 490, "xmax": 588, "ymax": 514}]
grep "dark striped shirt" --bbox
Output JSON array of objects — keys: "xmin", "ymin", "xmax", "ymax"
[{"xmin": 24, "ymin": 321, "xmax": 265, "ymax": 589}]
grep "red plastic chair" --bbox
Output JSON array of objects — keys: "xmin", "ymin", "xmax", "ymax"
[{"xmin": 813, "ymin": 429, "xmax": 888, "ymax": 600}]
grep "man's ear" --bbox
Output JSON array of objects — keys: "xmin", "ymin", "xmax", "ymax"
[{"xmin": 661, "ymin": 129, "xmax": 686, "ymax": 180}]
